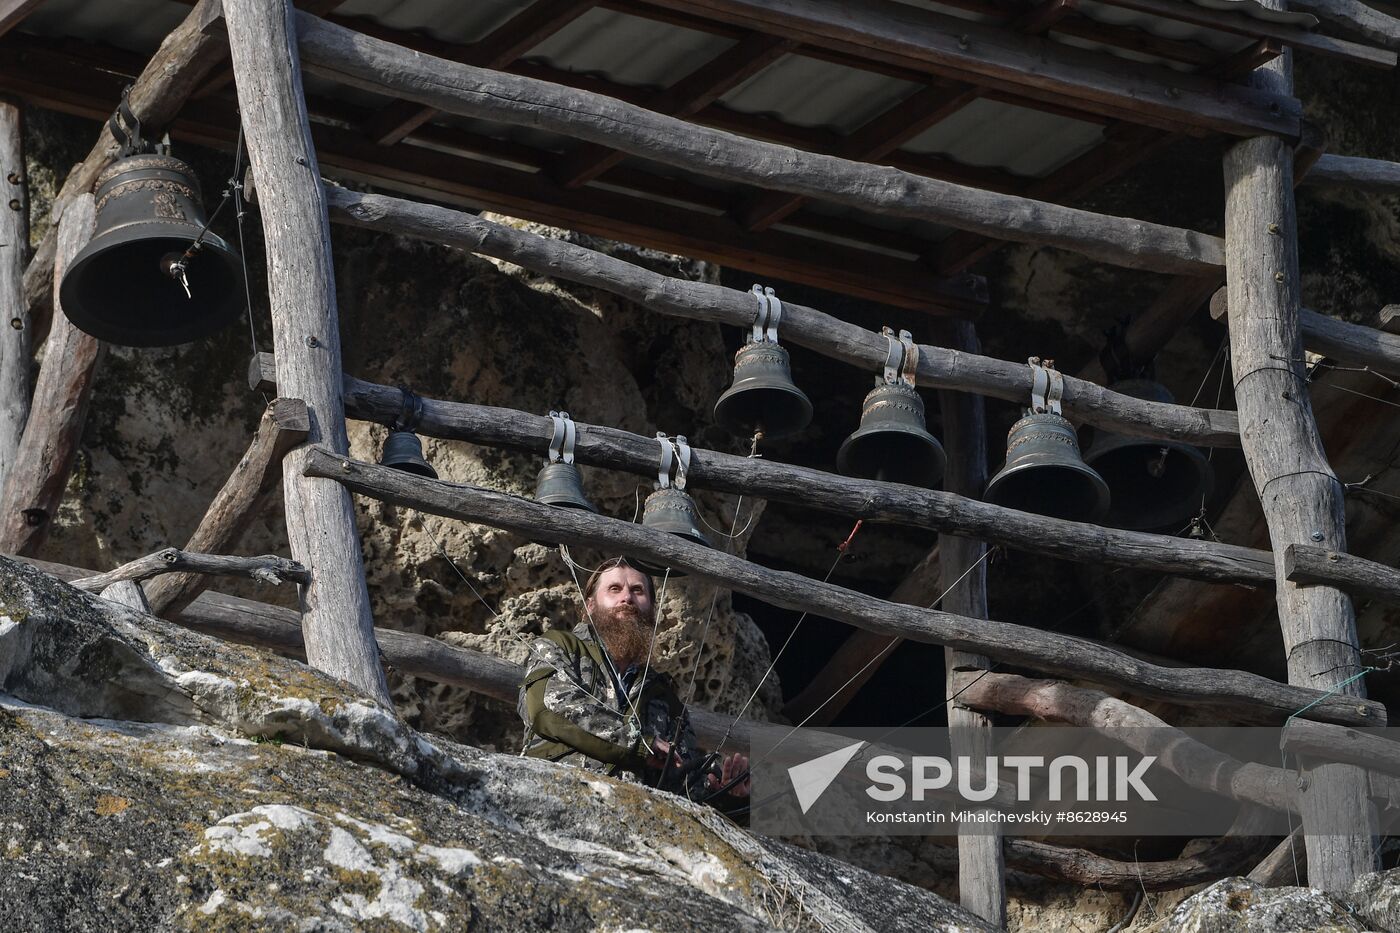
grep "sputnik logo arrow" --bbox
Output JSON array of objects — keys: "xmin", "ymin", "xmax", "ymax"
[{"xmin": 787, "ymin": 741, "xmax": 866, "ymax": 814}]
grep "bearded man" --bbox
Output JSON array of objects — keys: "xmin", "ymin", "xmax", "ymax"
[{"xmin": 517, "ymin": 557, "xmax": 751, "ymax": 810}]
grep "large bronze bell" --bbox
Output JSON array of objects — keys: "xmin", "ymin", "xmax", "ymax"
[
  {"xmin": 984, "ymin": 411, "xmax": 1109, "ymax": 523},
  {"xmin": 60, "ymin": 153, "xmax": 245, "ymax": 347},
  {"xmin": 1083, "ymin": 379, "xmax": 1213, "ymax": 531},
  {"xmin": 714, "ymin": 341, "xmax": 813, "ymax": 439},
  {"xmin": 380, "ymin": 430, "xmax": 437, "ymax": 479},
  {"xmin": 837, "ymin": 382, "xmax": 946, "ymax": 486},
  {"xmin": 632, "ymin": 485, "xmax": 711, "ymax": 578},
  {"xmin": 534, "ymin": 462, "xmax": 596, "ymax": 512}
]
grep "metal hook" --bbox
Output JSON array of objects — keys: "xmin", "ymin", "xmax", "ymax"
[
  {"xmin": 656, "ymin": 432, "xmax": 675, "ymax": 489},
  {"xmin": 393, "ymin": 386, "xmax": 424, "ymax": 432},
  {"xmin": 898, "ymin": 329, "xmax": 917, "ymax": 387},
  {"xmin": 560, "ymin": 411, "xmax": 578, "ymax": 466},
  {"xmin": 1028, "ymin": 357, "xmax": 1063, "ymax": 415},
  {"xmin": 749, "ymin": 284, "xmax": 768, "ymax": 344},
  {"xmin": 762, "ymin": 286, "xmax": 782, "ymax": 343},
  {"xmin": 674, "ymin": 435, "xmax": 693, "ymax": 491},
  {"xmin": 881, "ymin": 326, "xmax": 903, "ymax": 385}
]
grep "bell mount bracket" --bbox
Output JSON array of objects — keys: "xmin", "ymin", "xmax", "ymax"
[
  {"xmin": 653, "ymin": 432, "xmax": 693, "ymax": 490},
  {"xmin": 748, "ymin": 284, "xmax": 784, "ymax": 345},
  {"xmin": 391, "ymin": 386, "xmax": 425, "ymax": 433},
  {"xmin": 546, "ymin": 411, "xmax": 579, "ymax": 465},
  {"xmin": 1027, "ymin": 357, "xmax": 1065, "ymax": 416},
  {"xmin": 879, "ymin": 326, "xmax": 919, "ymax": 387}
]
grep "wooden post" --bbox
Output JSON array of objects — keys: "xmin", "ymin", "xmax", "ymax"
[
  {"xmin": 939, "ymin": 320, "xmax": 1004, "ymax": 927},
  {"xmin": 0, "ymin": 98, "xmax": 26, "ymax": 490},
  {"xmin": 222, "ymin": 0, "xmax": 389, "ymax": 705},
  {"xmin": 145, "ymin": 398, "xmax": 309, "ymax": 617},
  {"xmin": 1221, "ymin": 19, "xmax": 1376, "ymax": 889},
  {"xmin": 0, "ymin": 193, "xmax": 100, "ymax": 556}
]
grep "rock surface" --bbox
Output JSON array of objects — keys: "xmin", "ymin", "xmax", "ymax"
[{"xmin": 0, "ymin": 557, "xmax": 995, "ymax": 932}]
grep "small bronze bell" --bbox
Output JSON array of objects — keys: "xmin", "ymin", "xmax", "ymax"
[
  {"xmin": 714, "ymin": 341, "xmax": 813, "ymax": 439},
  {"xmin": 985, "ymin": 411, "xmax": 1109, "ymax": 523},
  {"xmin": 60, "ymin": 153, "xmax": 245, "ymax": 347},
  {"xmin": 1083, "ymin": 379, "xmax": 1213, "ymax": 531},
  {"xmin": 380, "ymin": 430, "xmax": 437, "ymax": 479},
  {"xmin": 837, "ymin": 382, "xmax": 946, "ymax": 486},
  {"xmin": 534, "ymin": 463, "xmax": 596, "ymax": 512},
  {"xmin": 631, "ymin": 433, "xmax": 711, "ymax": 577},
  {"xmin": 380, "ymin": 388, "xmax": 436, "ymax": 479}
]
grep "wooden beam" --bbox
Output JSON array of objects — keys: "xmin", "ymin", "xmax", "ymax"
[
  {"xmin": 0, "ymin": 0, "xmax": 48, "ymax": 39},
  {"xmin": 629, "ymin": 0, "xmax": 1301, "ymax": 137},
  {"xmin": 556, "ymin": 32, "xmax": 797, "ymax": 189},
  {"xmin": 303, "ymin": 445, "xmax": 1386, "ymax": 725},
  {"xmin": 363, "ymin": 0, "xmax": 598, "ymax": 146},
  {"xmin": 1221, "ymin": 27, "xmax": 1374, "ymax": 888},
  {"xmin": 1284, "ymin": 544, "xmax": 1400, "ymax": 606},
  {"xmin": 144, "ymin": 398, "xmax": 310, "ymax": 617},
  {"xmin": 100, "ymin": 580, "xmax": 150, "ymax": 612},
  {"xmin": 0, "ymin": 98, "xmax": 26, "ymax": 490},
  {"xmin": 1282, "ymin": 717, "xmax": 1400, "ymax": 776},
  {"xmin": 0, "ymin": 193, "xmax": 100, "ymax": 556},
  {"xmin": 1211, "ymin": 288, "xmax": 1400, "ymax": 380},
  {"xmin": 1305, "ymin": 153, "xmax": 1400, "ymax": 192},
  {"xmin": 224, "ymin": 0, "xmax": 389, "ymax": 705},
  {"xmin": 940, "ymin": 320, "xmax": 1003, "ymax": 929},
  {"xmin": 323, "ymin": 187, "xmax": 1237, "ymax": 444},
  {"xmin": 72, "ymin": 549, "xmax": 309, "ymax": 593},
  {"xmin": 1091, "ymin": 0, "xmax": 1395, "ymax": 67},
  {"xmin": 15, "ymin": 0, "xmax": 235, "ymax": 341},
  {"xmin": 1287, "ymin": 0, "xmax": 1400, "ymax": 50},
  {"xmin": 292, "ymin": 12, "xmax": 1230, "ymax": 276}
]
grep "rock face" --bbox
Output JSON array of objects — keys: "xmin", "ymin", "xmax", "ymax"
[
  {"xmin": 0, "ymin": 557, "xmax": 993, "ymax": 932},
  {"xmin": 1137, "ymin": 874, "xmax": 1400, "ymax": 932}
]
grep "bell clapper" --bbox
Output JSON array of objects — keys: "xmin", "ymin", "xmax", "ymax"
[
  {"xmin": 1147, "ymin": 447, "xmax": 1169, "ymax": 479},
  {"xmin": 160, "ymin": 251, "xmax": 193, "ymax": 299},
  {"xmin": 748, "ymin": 427, "xmax": 764, "ymax": 458}
]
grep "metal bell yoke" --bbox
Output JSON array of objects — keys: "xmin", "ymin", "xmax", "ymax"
[
  {"xmin": 984, "ymin": 357, "xmax": 1110, "ymax": 523},
  {"xmin": 1083, "ymin": 378, "xmax": 1213, "ymax": 531},
  {"xmin": 380, "ymin": 387, "xmax": 438, "ymax": 479},
  {"xmin": 714, "ymin": 284, "xmax": 813, "ymax": 440},
  {"xmin": 836, "ymin": 326, "xmax": 946, "ymax": 487},
  {"xmin": 59, "ymin": 89, "xmax": 245, "ymax": 347},
  {"xmin": 534, "ymin": 410, "xmax": 597, "ymax": 513},
  {"xmin": 634, "ymin": 433, "xmax": 712, "ymax": 577}
]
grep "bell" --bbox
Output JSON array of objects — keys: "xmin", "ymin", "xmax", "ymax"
[
  {"xmin": 534, "ymin": 461, "xmax": 597, "ymax": 513},
  {"xmin": 836, "ymin": 382, "xmax": 946, "ymax": 487},
  {"xmin": 714, "ymin": 342, "xmax": 813, "ymax": 439},
  {"xmin": 380, "ymin": 430, "xmax": 437, "ymax": 479},
  {"xmin": 632, "ymin": 485, "xmax": 712, "ymax": 578},
  {"xmin": 59, "ymin": 153, "xmax": 245, "ymax": 347},
  {"xmin": 1084, "ymin": 379, "xmax": 1213, "ymax": 531},
  {"xmin": 985, "ymin": 411, "xmax": 1109, "ymax": 523}
]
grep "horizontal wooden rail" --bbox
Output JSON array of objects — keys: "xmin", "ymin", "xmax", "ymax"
[
  {"xmin": 290, "ymin": 13, "xmax": 1229, "ymax": 276},
  {"xmin": 1209, "ymin": 289, "xmax": 1400, "ymax": 379},
  {"xmin": 302, "ymin": 445, "xmax": 1385, "ymax": 726},
  {"xmin": 1288, "ymin": 0, "xmax": 1400, "ymax": 51},
  {"xmin": 1305, "ymin": 153, "xmax": 1400, "ymax": 191},
  {"xmin": 1284, "ymin": 544, "xmax": 1400, "ymax": 605},
  {"xmin": 323, "ymin": 187, "xmax": 1240, "ymax": 447},
  {"xmin": 251, "ymin": 353, "xmax": 1277, "ymax": 588}
]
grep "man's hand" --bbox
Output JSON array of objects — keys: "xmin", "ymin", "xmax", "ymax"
[
  {"xmin": 706, "ymin": 751, "xmax": 751, "ymax": 798},
  {"xmin": 643, "ymin": 737, "xmax": 684, "ymax": 772}
]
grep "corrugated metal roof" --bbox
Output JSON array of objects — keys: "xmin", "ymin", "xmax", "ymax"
[
  {"xmin": 332, "ymin": 0, "xmax": 533, "ymax": 45},
  {"xmin": 529, "ymin": 7, "xmax": 734, "ymax": 89},
  {"xmin": 901, "ymin": 98, "xmax": 1104, "ymax": 178},
  {"xmin": 719, "ymin": 55, "xmax": 921, "ymax": 135},
  {"xmin": 22, "ymin": 0, "xmax": 186, "ymax": 54}
]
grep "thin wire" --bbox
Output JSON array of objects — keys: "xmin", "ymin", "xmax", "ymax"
[
  {"xmin": 752, "ymin": 546, "xmax": 998, "ymax": 766},
  {"xmin": 684, "ymin": 494, "xmax": 749, "ymax": 704},
  {"xmin": 1188, "ymin": 338, "xmax": 1228, "ymax": 408},
  {"xmin": 716, "ymin": 524, "xmax": 860, "ymax": 750},
  {"xmin": 1310, "ymin": 381, "xmax": 1400, "ymax": 410}
]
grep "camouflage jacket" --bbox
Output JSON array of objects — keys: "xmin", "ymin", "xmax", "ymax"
[{"xmin": 517, "ymin": 623, "xmax": 706, "ymax": 796}]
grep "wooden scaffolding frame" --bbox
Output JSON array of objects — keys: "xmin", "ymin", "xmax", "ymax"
[{"xmin": 3, "ymin": 0, "xmax": 1400, "ymax": 921}]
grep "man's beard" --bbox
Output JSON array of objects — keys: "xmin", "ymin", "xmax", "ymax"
[{"xmin": 591, "ymin": 603, "xmax": 654, "ymax": 670}]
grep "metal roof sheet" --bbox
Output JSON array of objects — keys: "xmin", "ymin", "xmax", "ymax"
[
  {"xmin": 901, "ymin": 98, "xmax": 1105, "ymax": 178},
  {"xmin": 529, "ymin": 7, "xmax": 734, "ymax": 89},
  {"xmin": 719, "ymin": 55, "xmax": 921, "ymax": 135}
]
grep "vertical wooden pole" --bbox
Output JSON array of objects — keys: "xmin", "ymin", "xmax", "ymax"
[
  {"xmin": 1222, "ymin": 15, "xmax": 1375, "ymax": 890},
  {"xmin": 939, "ymin": 319, "xmax": 1004, "ymax": 927},
  {"xmin": 222, "ymin": 0, "xmax": 390, "ymax": 704},
  {"xmin": 0, "ymin": 98, "xmax": 27, "ymax": 489},
  {"xmin": 0, "ymin": 193, "xmax": 101, "ymax": 556}
]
